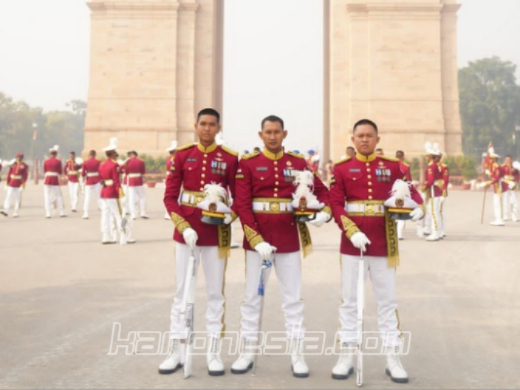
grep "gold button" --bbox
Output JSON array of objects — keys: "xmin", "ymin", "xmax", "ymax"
[
  {"xmin": 274, "ymin": 161, "xmax": 278, "ymax": 165},
  {"xmin": 274, "ymin": 194, "xmax": 278, "ymax": 198},
  {"xmin": 202, "ymin": 167, "xmax": 206, "ymax": 171},
  {"xmin": 203, "ymin": 160, "xmax": 207, "ymax": 164},
  {"xmin": 189, "ymin": 168, "xmax": 192, "ymax": 171},
  {"xmin": 368, "ymin": 182, "xmax": 372, "ymax": 186},
  {"xmin": 368, "ymin": 189, "xmax": 373, "ymax": 193},
  {"xmin": 275, "ymin": 174, "xmax": 279, "ymax": 178},
  {"xmin": 367, "ymin": 168, "xmax": 371, "ymax": 172},
  {"xmin": 274, "ymin": 167, "xmax": 278, "ymax": 171},
  {"xmin": 200, "ymin": 181, "xmax": 204, "ymax": 185},
  {"xmin": 366, "ymin": 163, "xmax": 370, "ymax": 166},
  {"xmin": 204, "ymin": 154, "xmax": 208, "ymax": 158},
  {"xmin": 274, "ymin": 188, "xmax": 278, "ymax": 192},
  {"xmin": 201, "ymin": 174, "xmax": 205, "ymax": 178},
  {"xmin": 275, "ymin": 181, "xmax": 279, "ymax": 185},
  {"xmin": 368, "ymin": 175, "xmax": 372, "ymax": 179},
  {"xmin": 200, "ymin": 188, "xmax": 204, "ymax": 191},
  {"xmin": 261, "ymin": 177, "xmax": 264, "ymax": 180},
  {"xmin": 368, "ymin": 196, "xmax": 373, "ymax": 200}
]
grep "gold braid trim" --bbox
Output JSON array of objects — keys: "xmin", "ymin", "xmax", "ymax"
[
  {"xmin": 170, "ymin": 212, "xmax": 191, "ymax": 234},
  {"xmin": 298, "ymin": 222, "xmax": 312, "ymax": 258},
  {"xmin": 218, "ymin": 224, "xmax": 231, "ymax": 259},
  {"xmin": 244, "ymin": 224, "xmax": 264, "ymax": 247},
  {"xmin": 230, "ymin": 210, "xmax": 239, "ymax": 222},
  {"xmin": 341, "ymin": 215, "xmax": 360, "ymax": 239},
  {"xmin": 384, "ymin": 209, "xmax": 400, "ymax": 268}
]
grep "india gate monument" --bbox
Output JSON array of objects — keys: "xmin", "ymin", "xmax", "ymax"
[{"xmin": 84, "ymin": 0, "xmax": 462, "ymax": 160}]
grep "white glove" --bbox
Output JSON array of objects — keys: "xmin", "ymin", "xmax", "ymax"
[
  {"xmin": 254, "ymin": 242, "xmax": 277, "ymax": 261},
  {"xmin": 182, "ymin": 228, "xmax": 198, "ymax": 250},
  {"xmin": 476, "ymin": 182, "xmax": 488, "ymax": 189},
  {"xmin": 308, "ymin": 211, "xmax": 330, "ymax": 228},
  {"xmin": 223, "ymin": 214, "xmax": 233, "ymax": 225},
  {"xmin": 350, "ymin": 232, "xmax": 371, "ymax": 253},
  {"xmin": 410, "ymin": 207, "xmax": 425, "ymax": 221}
]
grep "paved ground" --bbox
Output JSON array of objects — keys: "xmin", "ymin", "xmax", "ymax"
[{"xmin": 1, "ymin": 183, "xmax": 519, "ymax": 389}]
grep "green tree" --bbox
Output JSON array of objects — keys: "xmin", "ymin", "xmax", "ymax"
[{"xmin": 459, "ymin": 57, "xmax": 520, "ymax": 158}]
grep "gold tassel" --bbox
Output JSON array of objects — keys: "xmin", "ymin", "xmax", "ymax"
[
  {"xmin": 384, "ymin": 210, "xmax": 400, "ymax": 268},
  {"xmin": 218, "ymin": 224, "xmax": 231, "ymax": 259},
  {"xmin": 298, "ymin": 222, "xmax": 313, "ymax": 258}
]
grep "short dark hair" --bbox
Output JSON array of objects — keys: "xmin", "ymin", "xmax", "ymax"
[
  {"xmin": 505, "ymin": 154, "xmax": 512, "ymax": 159},
  {"xmin": 396, "ymin": 150, "xmax": 404, "ymax": 158},
  {"xmin": 197, "ymin": 108, "xmax": 220, "ymax": 124},
  {"xmin": 89, "ymin": 150, "xmax": 96, "ymax": 156},
  {"xmin": 129, "ymin": 150, "xmax": 138, "ymax": 157},
  {"xmin": 376, "ymin": 148, "xmax": 383, "ymax": 152},
  {"xmin": 346, "ymin": 146, "xmax": 355, "ymax": 151},
  {"xmin": 353, "ymin": 119, "xmax": 378, "ymax": 133},
  {"xmin": 70, "ymin": 151, "xmax": 76, "ymax": 155},
  {"xmin": 261, "ymin": 115, "xmax": 284, "ymax": 130}
]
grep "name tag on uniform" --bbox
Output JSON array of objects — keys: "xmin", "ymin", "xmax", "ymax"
[
  {"xmin": 256, "ymin": 167, "xmax": 268, "ymax": 171},
  {"xmin": 186, "ymin": 158, "xmax": 197, "ymax": 162},
  {"xmin": 349, "ymin": 168, "xmax": 361, "ymax": 172}
]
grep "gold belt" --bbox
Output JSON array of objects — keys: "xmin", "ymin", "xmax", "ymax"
[
  {"xmin": 252, "ymin": 197, "xmax": 293, "ymax": 214},
  {"xmin": 345, "ymin": 200, "xmax": 385, "ymax": 217},
  {"xmin": 181, "ymin": 190, "xmax": 205, "ymax": 207}
]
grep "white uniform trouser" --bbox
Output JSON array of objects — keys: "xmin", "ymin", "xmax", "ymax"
[
  {"xmin": 397, "ymin": 220, "xmax": 405, "ymax": 239},
  {"xmin": 426, "ymin": 197, "xmax": 441, "ymax": 236},
  {"xmin": 240, "ymin": 250, "xmax": 305, "ymax": 341},
  {"xmin": 44, "ymin": 185, "xmax": 65, "ymax": 215},
  {"xmin": 169, "ymin": 243, "xmax": 227, "ymax": 340},
  {"xmin": 121, "ymin": 184, "xmax": 129, "ymax": 215},
  {"xmin": 3, "ymin": 187, "xmax": 21, "ymax": 214},
  {"xmin": 503, "ymin": 190, "xmax": 518, "ymax": 220},
  {"xmin": 128, "ymin": 185, "xmax": 146, "ymax": 218},
  {"xmin": 83, "ymin": 183, "xmax": 101, "ymax": 215},
  {"xmin": 493, "ymin": 193, "xmax": 504, "ymax": 222},
  {"xmin": 100, "ymin": 198, "xmax": 127, "ymax": 244},
  {"xmin": 68, "ymin": 182, "xmax": 79, "ymax": 210},
  {"xmin": 439, "ymin": 196, "xmax": 447, "ymax": 234},
  {"xmin": 339, "ymin": 255, "xmax": 401, "ymax": 348}
]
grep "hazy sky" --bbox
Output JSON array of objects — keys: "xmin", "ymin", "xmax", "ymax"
[{"xmin": 0, "ymin": 0, "xmax": 519, "ymax": 152}]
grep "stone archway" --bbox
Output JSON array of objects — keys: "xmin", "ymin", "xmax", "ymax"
[{"xmin": 84, "ymin": 0, "xmax": 462, "ymax": 160}]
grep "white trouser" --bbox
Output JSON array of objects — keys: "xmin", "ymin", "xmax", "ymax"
[
  {"xmin": 493, "ymin": 193, "xmax": 504, "ymax": 222},
  {"xmin": 339, "ymin": 255, "xmax": 401, "ymax": 348},
  {"xmin": 3, "ymin": 187, "xmax": 22, "ymax": 214},
  {"xmin": 169, "ymin": 243, "xmax": 227, "ymax": 339},
  {"xmin": 44, "ymin": 185, "xmax": 65, "ymax": 215},
  {"xmin": 439, "ymin": 196, "xmax": 446, "ymax": 233},
  {"xmin": 100, "ymin": 198, "xmax": 128, "ymax": 244},
  {"xmin": 121, "ymin": 184, "xmax": 129, "ymax": 215},
  {"xmin": 426, "ymin": 197, "xmax": 441, "ymax": 236},
  {"xmin": 503, "ymin": 190, "xmax": 518, "ymax": 220},
  {"xmin": 240, "ymin": 250, "xmax": 305, "ymax": 341},
  {"xmin": 128, "ymin": 185, "xmax": 146, "ymax": 217},
  {"xmin": 68, "ymin": 182, "xmax": 79, "ymax": 210},
  {"xmin": 83, "ymin": 183, "xmax": 102, "ymax": 215},
  {"xmin": 397, "ymin": 220, "xmax": 405, "ymax": 239}
]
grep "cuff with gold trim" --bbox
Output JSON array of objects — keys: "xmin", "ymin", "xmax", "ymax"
[
  {"xmin": 244, "ymin": 224, "xmax": 265, "ymax": 248},
  {"xmin": 320, "ymin": 205, "xmax": 333, "ymax": 222},
  {"xmin": 170, "ymin": 212, "xmax": 192, "ymax": 234},
  {"xmin": 341, "ymin": 215, "xmax": 361, "ymax": 240}
]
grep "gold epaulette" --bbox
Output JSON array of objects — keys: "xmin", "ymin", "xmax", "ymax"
[
  {"xmin": 220, "ymin": 145, "xmax": 238, "ymax": 157},
  {"xmin": 379, "ymin": 155, "xmax": 399, "ymax": 163},
  {"xmin": 287, "ymin": 151, "xmax": 304, "ymax": 158},
  {"xmin": 241, "ymin": 151, "xmax": 260, "ymax": 160},
  {"xmin": 401, "ymin": 161, "xmax": 410, "ymax": 167},
  {"xmin": 335, "ymin": 156, "xmax": 352, "ymax": 166},
  {"xmin": 177, "ymin": 143, "xmax": 196, "ymax": 152}
]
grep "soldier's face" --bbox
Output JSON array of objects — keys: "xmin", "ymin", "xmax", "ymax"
[
  {"xmin": 351, "ymin": 125, "xmax": 380, "ymax": 156},
  {"xmin": 505, "ymin": 157, "xmax": 512, "ymax": 165},
  {"xmin": 195, "ymin": 115, "xmax": 221, "ymax": 145},
  {"xmin": 259, "ymin": 121, "xmax": 287, "ymax": 153}
]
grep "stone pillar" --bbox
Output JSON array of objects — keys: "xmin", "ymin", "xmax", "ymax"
[
  {"xmin": 84, "ymin": 0, "xmax": 222, "ymax": 156},
  {"xmin": 327, "ymin": 0, "xmax": 463, "ymax": 160}
]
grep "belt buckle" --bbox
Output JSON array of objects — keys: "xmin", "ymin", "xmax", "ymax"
[
  {"xmin": 195, "ymin": 196, "xmax": 203, "ymax": 205},
  {"xmin": 365, "ymin": 203, "xmax": 375, "ymax": 216},
  {"xmin": 270, "ymin": 202, "xmax": 280, "ymax": 212}
]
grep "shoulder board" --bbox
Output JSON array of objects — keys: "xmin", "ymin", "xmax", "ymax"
[
  {"xmin": 241, "ymin": 151, "xmax": 260, "ymax": 160},
  {"xmin": 177, "ymin": 143, "xmax": 196, "ymax": 152},
  {"xmin": 220, "ymin": 145, "xmax": 238, "ymax": 157},
  {"xmin": 401, "ymin": 161, "xmax": 410, "ymax": 167},
  {"xmin": 335, "ymin": 157, "xmax": 352, "ymax": 166},
  {"xmin": 379, "ymin": 156, "xmax": 399, "ymax": 163},
  {"xmin": 287, "ymin": 151, "xmax": 304, "ymax": 159}
]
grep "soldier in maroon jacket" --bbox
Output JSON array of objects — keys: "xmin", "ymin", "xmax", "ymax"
[
  {"xmin": 64, "ymin": 151, "xmax": 81, "ymax": 212},
  {"xmin": 81, "ymin": 150, "xmax": 102, "ymax": 219},
  {"xmin": 330, "ymin": 119, "xmax": 424, "ymax": 384},
  {"xmin": 43, "ymin": 145, "xmax": 66, "ymax": 218},
  {"xmin": 501, "ymin": 155, "xmax": 518, "ymax": 222},
  {"xmin": 160, "ymin": 108, "xmax": 238, "ymax": 376},
  {"xmin": 1, "ymin": 153, "xmax": 28, "ymax": 217},
  {"xmin": 99, "ymin": 138, "xmax": 134, "ymax": 245},
  {"xmin": 421, "ymin": 144, "xmax": 443, "ymax": 241},
  {"xmin": 125, "ymin": 150, "xmax": 148, "ymax": 219},
  {"xmin": 164, "ymin": 141, "xmax": 177, "ymax": 219},
  {"xmin": 231, "ymin": 115, "xmax": 331, "ymax": 378},
  {"xmin": 437, "ymin": 153, "xmax": 450, "ymax": 237}
]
